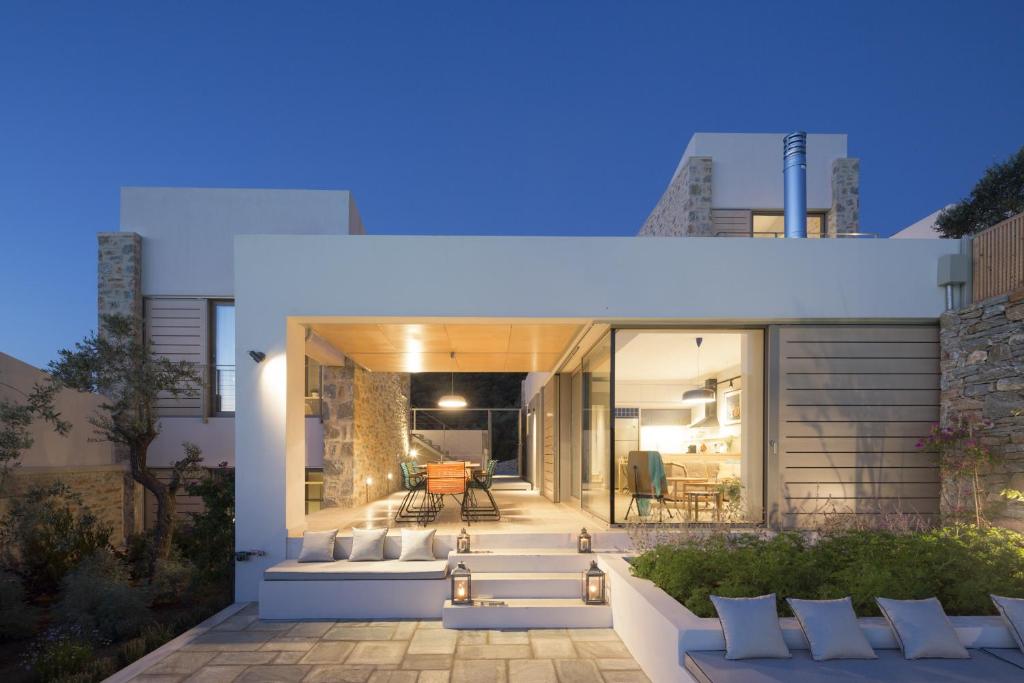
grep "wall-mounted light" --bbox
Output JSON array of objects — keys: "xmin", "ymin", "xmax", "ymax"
[
  {"xmin": 248, "ymin": 350, "xmax": 267, "ymax": 363},
  {"xmin": 409, "ymin": 448, "xmax": 419, "ymax": 459}
]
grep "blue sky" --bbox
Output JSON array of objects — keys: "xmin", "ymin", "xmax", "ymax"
[{"xmin": 1, "ymin": 1, "xmax": 1022, "ymax": 367}]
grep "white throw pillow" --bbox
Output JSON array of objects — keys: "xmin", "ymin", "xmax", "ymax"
[
  {"xmin": 348, "ymin": 527, "xmax": 388, "ymax": 561},
  {"xmin": 297, "ymin": 528, "xmax": 338, "ymax": 563},
  {"xmin": 992, "ymin": 594, "xmax": 1024, "ymax": 652},
  {"xmin": 787, "ymin": 597, "xmax": 877, "ymax": 660},
  {"xmin": 710, "ymin": 594, "xmax": 791, "ymax": 660},
  {"xmin": 399, "ymin": 528, "xmax": 436, "ymax": 561},
  {"xmin": 876, "ymin": 597, "xmax": 968, "ymax": 659}
]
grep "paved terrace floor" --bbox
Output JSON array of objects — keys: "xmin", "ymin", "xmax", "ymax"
[
  {"xmin": 301, "ymin": 488, "xmax": 609, "ymax": 535},
  {"xmin": 129, "ymin": 603, "xmax": 650, "ymax": 682}
]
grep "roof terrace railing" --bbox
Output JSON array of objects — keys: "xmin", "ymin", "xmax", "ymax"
[{"xmin": 712, "ymin": 230, "xmax": 879, "ymax": 238}]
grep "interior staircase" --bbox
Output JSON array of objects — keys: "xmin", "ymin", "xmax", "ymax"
[{"xmin": 442, "ymin": 547, "xmax": 613, "ymax": 629}]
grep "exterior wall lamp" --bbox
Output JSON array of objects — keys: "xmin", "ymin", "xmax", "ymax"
[
  {"xmin": 451, "ymin": 562, "xmax": 472, "ymax": 605},
  {"xmin": 248, "ymin": 350, "xmax": 266, "ymax": 363}
]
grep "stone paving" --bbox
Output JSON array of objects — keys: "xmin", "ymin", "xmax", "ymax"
[{"xmin": 130, "ymin": 604, "xmax": 650, "ymax": 683}]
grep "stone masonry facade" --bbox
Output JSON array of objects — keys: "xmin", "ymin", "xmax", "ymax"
[
  {"xmin": 638, "ymin": 156, "xmax": 713, "ymax": 236},
  {"xmin": 3, "ymin": 466, "xmax": 130, "ymax": 542},
  {"xmin": 940, "ymin": 289, "xmax": 1024, "ymax": 531},
  {"xmin": 97, "ymin": 232, "xmax": 143, "ymax": 329},
  {"xmin": 828, "ymin": 158, "xmax": 860, "ymax": 234},
  {"xmin": 321, "ymin": 359, "xmax": 410, "ymax": 508}
]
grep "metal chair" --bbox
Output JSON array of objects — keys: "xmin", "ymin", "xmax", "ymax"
[
  {"xmin": 395, "ymin": 461, "xmax": 430, "ymax": 523},
  {"xmin": 463, "ymin": 460, "xmax": 500, "ymax": 522}
]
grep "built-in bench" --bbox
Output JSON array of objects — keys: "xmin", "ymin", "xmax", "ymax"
[
  {"xmin": 259, "ymin": 534, "xmax": 452, "ymax": 620},
  {"xmin": 684, "ymin": 648, "xmax": 1024, "ymax": 682}
]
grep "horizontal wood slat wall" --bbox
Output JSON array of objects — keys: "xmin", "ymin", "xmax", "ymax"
[
  {"xmin": 145, "ymin": 298, "xmax": 207, "ymax": 417},
  {"xmin": 778, "ymin": 325, "xmax": 941, "ymax": 527},
  {"xmin": 143, "ymin": 468, "xmax": 207, "ymax": 528},
  {"xmin": 973, "ymin": 212, "xmax": 1024, "ymax": 301},
  {"xmin": 711, "ymin": 209, "xmax": 752, "ymax": 236}
]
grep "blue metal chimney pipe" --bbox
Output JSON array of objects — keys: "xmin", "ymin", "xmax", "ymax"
[{"xmin": 783, "ymin": 132, "xmax": 807, "ymax": 238}]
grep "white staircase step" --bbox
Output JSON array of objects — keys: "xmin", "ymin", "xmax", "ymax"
[
  {"xmin": 449, "ymin": 549, "xmax": 599, "ymax": 573},
  {"xmin": 442, "ymin": 598, "xmax": 612, "ymax": 629},
  {"xmin": 472, "ymin": 572, "xmax": 583, "ymax": 599}
]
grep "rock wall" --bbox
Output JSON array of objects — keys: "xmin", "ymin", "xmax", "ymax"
[
  {"xmin": 2, "ymin": 466, "xmax": 131, "ymax": 543},
  {"xmin": 320, "ymin": 359, "xmax": 409, "ymax": 508},
  {"xmin": 638, "ymin": 156, "xmax": 713, "ymax": 236},
  {"xmin": 940, "ymin": 289, "xmax": 1024, "ymax": 530},
  {"xmin": 97, "ymin": 232, "xmax": 142, "ymax": 327},
  {"xmin": 353, "ymin": 368, "xmax": 410, "ymax": 505},
  {"xmin": 828, "ymin": 158, "xmax": 860, "ymax": 234}
]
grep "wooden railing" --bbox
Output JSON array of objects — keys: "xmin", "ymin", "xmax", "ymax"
[{"xmin": 973, "ymin": 212, "xmax": 1024, "ymax": 301}]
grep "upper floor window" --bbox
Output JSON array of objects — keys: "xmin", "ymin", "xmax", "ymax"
[
  {"xmin": 212, "ymin": 302, "xmax": 235, "ymax": 414},
  {"xmin": 752, "ymin": 212, "xmax": 826, "ymax": 238}
]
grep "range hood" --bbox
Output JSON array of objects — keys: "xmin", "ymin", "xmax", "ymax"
[{"xmin": 689, "ymin": 379, "xmax": 719, "ymax": 430}]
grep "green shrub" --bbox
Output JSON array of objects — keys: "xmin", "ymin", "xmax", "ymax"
[
  {"xmin": 149, "ymin": 553, "xmax": 196, "ymax": 606},
  {"xmin": 176, "ymin": 464, "xmax": 234, "ymax": 590},
  {"xmin": 24, "ymin": 628, "xmax": 95, "ymax": 682},
  {"xmin": 140, "ymin": 621, "xmax": 176, "ymax": 651},
  {"xmin": 119, "ymin": 636, "xmax": 148, "ymax": 666},
  {"xmin": 55, "ymin": 552, "xmax": 151, "ymax": 642},
  {"xmin": 0, "ymin": 569, "xmax": 35, "ymax": 640},
  {"xmin": 630, "ymin": 525, "xmax": 1024, "ymax": 618},
  {"xmin": 0, "ymin": 481, "xmax": 111, "ymax": 595}
]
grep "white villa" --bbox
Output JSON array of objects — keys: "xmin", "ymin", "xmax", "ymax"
[{"xmin": 91, "ymin": 132, "xmax": 999, "ymax": 681}]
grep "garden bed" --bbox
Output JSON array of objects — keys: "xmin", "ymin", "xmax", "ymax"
[{"xmin": 629, "ymin": 525, "xmax": 1024, "ymax": 618}]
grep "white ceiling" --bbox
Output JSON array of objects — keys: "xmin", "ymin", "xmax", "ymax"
[{"xmin": 615, "ymin": 331, "xmax": 741, "ymax": 382}]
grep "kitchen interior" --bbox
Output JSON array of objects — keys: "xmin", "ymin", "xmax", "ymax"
[{"xmin": 612, "ymin": 329, "xmax": 764, "ymax": 522}]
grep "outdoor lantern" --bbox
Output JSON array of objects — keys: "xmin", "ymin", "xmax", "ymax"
[
  {"xmin": 457, "ymin": 528, "xmax": 471, "ymax": 553},
  {"xmin": 577, "ymin": 527, "xmax": 592, "ymax": 553},
  {"xmin": 582, "ymin": 560, "xmax": 606, "ymax": 605},
  {"xmin": 451, "ymin": 562, "xmax": 472, "ymax": 605}
]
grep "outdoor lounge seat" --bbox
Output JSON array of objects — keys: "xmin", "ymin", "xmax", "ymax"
[
  {"xmin": 683, "ymin": 649, "xmax": 1024, "ymax": 683},
  {"xmin": 263, "ymin": 558, "xmax": 449, "ymax": 581}
]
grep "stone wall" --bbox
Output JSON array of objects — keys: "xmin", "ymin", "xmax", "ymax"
[
  {"xmin": 321, "ymin": 362, "xmax": 355, "ymax": 507},
  {"xmin": 320, "ymin": 359, "xmax": 410, "ymax": 508},
  {"xmin": 828, "ymin": 158, "xmax": 860, "ymax": 234},
  {"xmin": 638, "ymin": 156, "xmax": 713, "ymax": 236},
  {"xmin": 353, "ymin": 368, "xmax": 410, "ymax": 505},
  {"xmin": 97, "ymin": 232, "xmax": 142, "ymax": 327},
  {"xmin": 940, "ymin": 289, "xmax": 1024, "ymax": 530},
  {"xmin": 2, "ymin": 466, "xmax": 131, "ymax": 543}
]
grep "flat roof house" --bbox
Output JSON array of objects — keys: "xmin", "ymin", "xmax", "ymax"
[{"xmin": 101, "ymin": 133, "xmax": 960, "ymax": 619}]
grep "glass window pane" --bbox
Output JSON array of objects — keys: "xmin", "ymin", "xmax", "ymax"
[
  {"xmin": 613, "ymin": 329, "xmax": 764, "ymax": 524},
  {"xmin": 581, "ymin": 334, "xmax": 611, "ymax": 521},
  {"xmin": 213, "ymin": 303, "xmax": 235, "ymax": 414},
  {"xmin": 752, "ymin": 213, "xmax": 825, "ymax": 237}
]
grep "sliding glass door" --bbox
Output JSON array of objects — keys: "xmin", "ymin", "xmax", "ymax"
[{"xmin": 581, "ymin": 333, "xmax": 612, "ymax": 521}]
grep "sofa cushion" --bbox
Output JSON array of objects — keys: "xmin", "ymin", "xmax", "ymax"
[
  {"xmin": 787, "ymin": 597, "xmax": 877, "ymax": 661},
  {"xmin": 264, "ymin": 559, "xmax": 449, "ymax": 581},
  {"xmin": 710, "ymin": 594, "xmax": 791, "ymax": 660},
  {"xmin": 991, "ymin": 595, "xmax": 1024, "ymax": 652},
  {"xmin": 349, "ymin": 527, "xmax": 388, "ymax": 561},
  {"xmin": 684, "ymin": 649, "xmax": 1022, "ymax": 683},
  {"xmin": 399, "ymin": 528, "xmax": 436, "ymax": 561},
  {"xmin": 876, "ymin": 597, "xmax": 969, "ymax": 660},
  {"xmin": 298, "ymin": 528, "xmax": 338, "ymax": 563}
]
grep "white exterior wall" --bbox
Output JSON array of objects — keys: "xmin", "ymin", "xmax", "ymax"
[
  {"xmin": 120, "ymin": 186, "xmax": 362, "ymax": 297},
  {"xmin": 232, "ymin": 234, "xmax": 959, "ymax": 600},
  {"xmin": 675, "ymin": 133, "xmax": 847, "ymax": 210},
  {"xmin": 147, "ymin": 416, "xmax": 323, "ymax": 468}
]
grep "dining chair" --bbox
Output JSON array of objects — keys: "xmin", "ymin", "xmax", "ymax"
[
  {"xmin": 624, "ymin": 450, "xmax": 679, "ymax": 522},
  {"xmin": 425, "ymin": 462, "xmax": 466, "ymax": 522},
  {"xmin": 395, "ymin": 461, "xmax": 429, "ymax": 523},
  {"xmin": 463, "ymin": 460, "xmax": 500, "ymax": 522}
]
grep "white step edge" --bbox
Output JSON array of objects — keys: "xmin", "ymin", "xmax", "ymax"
[
  {"xmin": 442, "ymin": 598, "xmax": 612, "ymax": 629},
  {"xmin": 448, "ymin": 550, "xmax": 604, "ymax": 572},
  {"xmin": 472, "ymin": 572, "xmax": 584, "ymax": 599}
]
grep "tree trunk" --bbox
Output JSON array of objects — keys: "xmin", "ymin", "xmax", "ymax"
[{"xmin": 130, "ymin": 442, "xmax": 176, "ymax": 573}]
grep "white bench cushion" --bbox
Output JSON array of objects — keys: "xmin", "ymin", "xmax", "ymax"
[{"xmin": 264, "ymin": 559, "xmax": 449, "ymax": 581}]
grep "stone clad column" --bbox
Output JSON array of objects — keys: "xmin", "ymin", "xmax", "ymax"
[
  {"xmin": 828, "ymin": 158, "xmax": 860, "ymax": 234},
  {"xmin": 321, "ymin": 361, "xmax": 356, "ymax": 508},
  {"xmin": 639, "ymin": 156, "xmax": 713, "ymax": 236}
]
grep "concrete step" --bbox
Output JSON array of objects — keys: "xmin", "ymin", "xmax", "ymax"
[
  {"xmin": 471, "ymin": 572, "xmax": 583, "ymax": 599},
  {"xmin": 448, "ymin": 549, "xmax": 599, "ymax": 573},
  {"xmin": 442, "ymin": 598, "xmax": 612, "ymax": 629}
]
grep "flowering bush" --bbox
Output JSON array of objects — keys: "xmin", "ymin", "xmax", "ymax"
[{"xmin": 917, "ymin": 416, "xmax": 999, "ymax": 526}]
